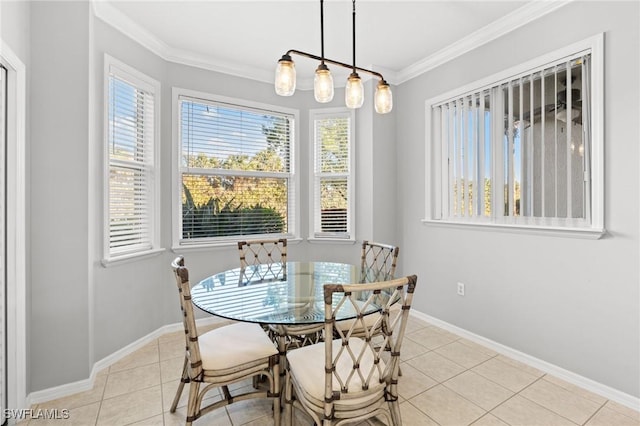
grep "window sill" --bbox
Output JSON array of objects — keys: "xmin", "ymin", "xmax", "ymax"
[
  {"xmin": 421, "ymin": 219, "xmax": 605, "ymax": 240},
  {"xmin": 101, "ymin": 248, "xmax": 166, "ymax": 268},
  {"xmin": 307, "ymin": 237, "xmax": 357, "ymax": 244},
  {"xmin": 172, "ymin": 237, "xmax": 303, "ymax": 252}
]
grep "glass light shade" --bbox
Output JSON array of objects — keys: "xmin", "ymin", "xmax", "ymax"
[
  {"xmin": 314, "ymin": 65, "xmax": 334, "ymax": 103},
  {"xmin": 345, "ymin": 73, "xmax": 364, "ymax": 109},
  {"xmin": 375, "ymin": 81, "xmax": 393, "ymax": 114},
  {"xmin": 275, "ymin": 56, "xmax": 296, "ymax": 96}
]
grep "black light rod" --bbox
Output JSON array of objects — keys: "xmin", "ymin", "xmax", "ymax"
[{"xmin": 285, "ymin": 49, "xmax": 385, "ymax": 81}]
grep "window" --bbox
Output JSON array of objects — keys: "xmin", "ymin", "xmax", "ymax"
[
  {"xmin": 425, "ymin": 35, "xmax": 603, "ymax": 237},
  {"xmin": 310, "ymin": 108, "xmax": 355, "ymax": 240},
  {"xmin": 175, "ymin": 90, "xmax": 297, "ymax": 246},
  {"xmin": 104, "ymin": 56, "xmax": 160, "ymax": 262}
]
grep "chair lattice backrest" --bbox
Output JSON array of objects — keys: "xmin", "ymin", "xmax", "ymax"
[
  {"xmin": 171, "ymin": 256, "xmax": 204, "ymax": 379},
  {"xmin": 238, "ymin": 239, "xmax": 287, "ymax": 283},
  {"xmin": 360, "ymin": 241, "xmax": 399, "ymax": 282},
  {"xmin": 323, "ymin": 275, "xmax": 417, "ymax": 416}
]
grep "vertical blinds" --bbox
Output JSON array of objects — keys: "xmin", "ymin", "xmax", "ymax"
[
  {"xmin": 108, "ymin": 75, "xmax": 155, "ymax": 255},
  {"xmin": 435, "ymin": 53, "xmax": 591, "ymax": 223},
  {"xmin": 314, "ymin": 115, "xmax": 350, "ymax": 236},
  {"xmin": 180, "ymin": 98, "xmax": 293, "ymax": 240}
]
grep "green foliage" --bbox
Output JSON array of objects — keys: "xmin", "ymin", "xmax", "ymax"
[{"xmin": 182, "ymin": 185, "xmax": 285, "ymax": 239}]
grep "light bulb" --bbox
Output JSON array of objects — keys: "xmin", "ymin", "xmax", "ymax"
[
  {"xmin": 345, "ymin": 73, "xmax": 364, "ymax": 109},
  {"xmin": 275, "ymin": 55, "xmax": 296, "ymax": 96},
  {"xmin": 314, "ymin": 63, "xmax": 334, "ymax": 103},
  {"xmin": 375, "ymin": 80, "xmax": 393, "ymax": 114}
]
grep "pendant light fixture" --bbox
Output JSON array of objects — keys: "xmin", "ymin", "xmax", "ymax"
[
  {"xmin": 345, "ymin": 0, "xmax": 363, "ymax": 109},
  {"xmin": 274, "ymin": 0, "xmax": 392, "ymax": 113},
  {"xmin": 314, "ymin": 0, "xmax": 334, "ymax": 103}
]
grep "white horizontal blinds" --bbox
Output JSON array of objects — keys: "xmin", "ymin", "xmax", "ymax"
[
  {"xmin": 108, "ymin": 75, "xmax": 155, "ymax": 255},
  {"xmin": 314, "ymin": 114, "xmax": 350, "ymax": 237},
  {"xmin": 180, "ymin": 98, "xmax": 293, "ymax": 240}
]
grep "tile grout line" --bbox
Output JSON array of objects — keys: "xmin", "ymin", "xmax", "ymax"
[{"xmin": 580, "ymin": 399, "xmax": 610, "ymax": 426}]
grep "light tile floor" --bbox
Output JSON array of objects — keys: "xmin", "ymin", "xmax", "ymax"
[{"xmin": 21, "ymin": 317, "xmax": 640, "ymax": 426}]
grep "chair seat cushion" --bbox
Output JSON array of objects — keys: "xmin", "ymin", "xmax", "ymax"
[
  {"xmin": 287, "ymin": 337, "xmax": 386, "ymax": 411},
  {"xmin": 198, "ymin": 322, "xmax": 277, "ymax": 372}
]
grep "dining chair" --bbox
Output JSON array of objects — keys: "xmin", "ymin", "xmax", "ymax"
[
  {"xmin": 360, "ymin": 240, "xmax": 400, "ymax": 283},
  {"xmin": 170, "ymin": 256, "xmax": 280, "ymax": 425},
  {"xmin": 284, "ymin": 275, "xmax": 418, "ymax": 426},
  {"xmin": 336, "ymin": 241, "xmax": 401, "ymax": 337},
  {"xmin": 237, "ymin": 238, "xmax": 288, "ymax": 283},
  {"xmin": 237, "ymin": 238, "xmax": 324, "ymax": 369}
]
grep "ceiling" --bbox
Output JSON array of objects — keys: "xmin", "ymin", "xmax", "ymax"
[{"xmin": 95, "ymin": 1, "xmax": 565, "ymax": 88}]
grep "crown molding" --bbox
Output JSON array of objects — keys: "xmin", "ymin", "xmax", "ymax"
[
  {"xmin": 93, "ymin": 0, "xmax": 572, "ymax": 89},
  {"xmin": 92, "ymin": 0, "xmax": 170, "ymax": 60},
  {"xmin": 92, "ymin": 0, "xmax": 276, "ymax": 85},
  {"xmin": 397, "ymin": 0, "xmax": 573, "ymax": 84}
]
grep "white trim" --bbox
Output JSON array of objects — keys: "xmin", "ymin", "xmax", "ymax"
[
  {"xmin": 88, "ymin": 8, "xmax": 96, "ymax": 385},
  {"xmin": 421, "ymin": 219, "xmax": 605, "ymax": 240},
  {"xmin": 0, "ymin": 38, "xmax": 27, "ymax": 416},
  {"xmin": 424, "ymin": 34, "xmax": 604, "ymax": 236},
  {"xmin": 100, "ymin": 248, "xmax": 166, "ymax": 268},
  {"xmin": 27, "ymin": 316, "xmax": 224, "ymax": 405},
  {"xmin": 425, "ymin": 35, "xmax": 600, "ymax": 107},
  {"xmin": 26, "ymin": 307, "xmax": 640, "ymax": 413},
  {"xmin": 102, "ymin": 54, "xmax": 162, "ymax": 264},
  {"xmin": 91, "ymin": 0, "xmax": 276, "ymax": 86},
  {"xmin": 171, "ymin": 87, "xmax": 300, "ymax": 249},
  {"xmin": 410, "ymin": 309, "xmax": 640, "ymax": 412},
  {"xmin": 308, "ymin": 107, "xmax": 356, "ymax": 241},
  {"xmin": 396, "ymin": 1, "xmax": 573, "ymax": 84},
  {"xmin": 91, "ymin": 0, "xmax": 571, "ymax": 88}
]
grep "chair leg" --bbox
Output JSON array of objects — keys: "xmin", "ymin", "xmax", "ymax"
[
  {"xmin": 186, "ymin": 381, "xmax": 200, "ymax": 426},
  {"xmin": 389, "ymin": 399, "xmax": 402, "ymax": 425},
  {"xmin": 284, "ymin": 372, "xmax": 293, "ymax": 426},
  {"xmin": 272, "ymin": 361, "xmax": 281, "ymax": 426},
  {"xmin": 170, "ymin": 356, "xmax": 189, "ymax": 413}
]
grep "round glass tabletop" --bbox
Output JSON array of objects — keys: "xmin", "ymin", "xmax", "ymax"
[{"xmin": 191, "ymin": 261, "xmax": 387, "ymax": 324}]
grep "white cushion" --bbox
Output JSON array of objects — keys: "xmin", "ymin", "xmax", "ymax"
[
  {"xmin": 198, "ymin": 322, "xmax": 277, "ymax": 372},
  {"xmin": 287, "ymin": 338, "xmax": 386, "ymax": 410}
]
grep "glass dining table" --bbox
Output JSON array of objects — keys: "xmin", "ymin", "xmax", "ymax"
[{"xmin": 190, "ymin": 261, "xmax": 388, "ymax": 325}]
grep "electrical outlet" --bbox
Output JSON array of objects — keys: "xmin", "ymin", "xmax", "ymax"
[{"xmin": 457, "ymin": 282, "xmax": 465, "ymax": 296}]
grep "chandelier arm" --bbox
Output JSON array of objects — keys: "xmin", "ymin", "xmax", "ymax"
[
  {"xmin": 351, "ymin": 0, "xmax": 356, "ymax": 74},
  {"xmin": 285, "ymin": 49, "xmax": 385, "ymax": 81},
  {"xmin": 320, "ymin": 0, "xmax": 325, "ymax": 64}
]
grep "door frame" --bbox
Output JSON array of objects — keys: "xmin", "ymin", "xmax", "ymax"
[{"xmin": 0, "ymin": 38, "xmax": 27, "ymax": 414}]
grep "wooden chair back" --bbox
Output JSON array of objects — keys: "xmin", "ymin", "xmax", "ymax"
[
  {"xmin": 322, "ymin": 275, "xmax": 417, "ymax": 420},
  {"xmin": 360, "ymin": 240, "xmax": 399, "ymax": 282},
  {"xmin": 171, "ymin": 256, "xmax": 203, "ymax": 379},
  {"xmin": 237, "ymin": 238, "xmax": 287, "ymax": 282}
]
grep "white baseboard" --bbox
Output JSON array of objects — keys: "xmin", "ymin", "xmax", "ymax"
[
  {"xmin": 26, "ymin": 312, "xmax": 639, "ymax": 413},
  {"xmin": 410, "ymin": 310, "xmax": 640, "ymax": 412},
  {"xmin": 26, "ymin": 316, "xmax": 223, "ymax": 406}
]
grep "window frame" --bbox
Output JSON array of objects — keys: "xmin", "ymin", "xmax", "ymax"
[
  {"xmin": 102, "ymin": 55, "xmax": 162, "ymax": 265},
  {"xmin": 171, "ymin": 87, "xmax": 300, "ymax": 249},
  {"xmin": 308, "ymin": 107, "xmax": 356, "ymax": 242},
  {"xmin": 424, "ymin": 34, "xmax": 604, "ymax": 239}
]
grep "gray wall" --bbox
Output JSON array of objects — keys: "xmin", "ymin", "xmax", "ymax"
[
  {"xmin": 395, "ymin": 1, "xmax": 639, "ymax": 397},
  {"xmin": 1, "ymin": 1, "xmax": 30, "ymax": 62},
  {"xmin": 29, "ymin": 1, "xmax": 91, "ymax": 390}
]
